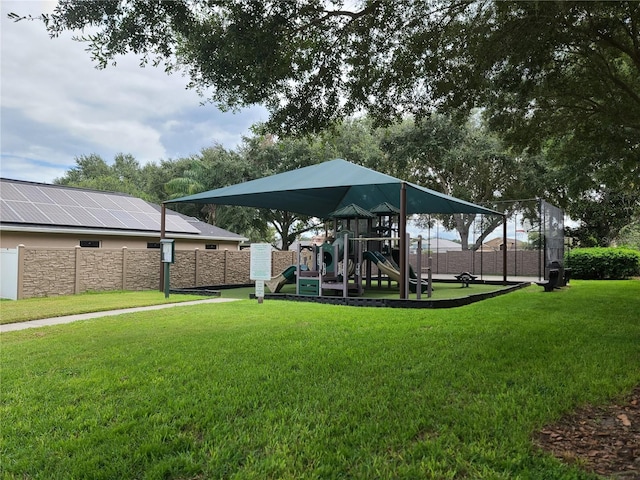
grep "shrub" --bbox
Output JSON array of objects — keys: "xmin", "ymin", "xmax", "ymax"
[{"xmin": 566, "ymin": 247, "xmax": 640, "ymax": 279}]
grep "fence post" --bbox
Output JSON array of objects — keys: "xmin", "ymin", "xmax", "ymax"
[
  {"xmin": 122, "ymin": 246, "xmax": 127, "ymax": 291},
  {"xmin": 16, "ymin": 244, "xmax": 25, "ymax": 300},
  {"xmin": 224, "ymin": 249, "xmax": 228, "ymax": 285},
  {"xmin": 194, "ymin": 248, "xmax": 200, "ymax": 287},
  {"xmin": 74, "ymin": 245, "xmax": 82, "ymax": 294}
]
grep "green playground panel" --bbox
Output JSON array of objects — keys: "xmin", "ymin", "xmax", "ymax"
[{"xmin": 298, "ymin": 278, "xmax": 320, "ymax": 296}]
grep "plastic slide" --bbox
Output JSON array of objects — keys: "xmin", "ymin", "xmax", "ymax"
[
  {"xmin": 364, "ymin": 251, "xmax": 429, "ymax": 293},
  {"xmin": 265, "ymin": 265, "xmax": 298, "ymax": 293}
]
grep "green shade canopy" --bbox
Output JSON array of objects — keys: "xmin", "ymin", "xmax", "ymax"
[{"xmin": 165, "ymin": 159, "xmax": 499, "ymax": 217}]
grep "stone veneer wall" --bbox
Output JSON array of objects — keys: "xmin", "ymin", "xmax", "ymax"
[
  {"xmin": 20, "ymin": 247, "xmax": 77, "ymax": 299},
  {"xmin": 125, "ymin": 249, "xmax": 160, "ymax": 291},
  {"xmin": 16, "ymin": 246, "xmax": 302, "ymax": 299},
  {"xmin": 418, "ymin": 250, "xmax": 540, "ymax": 277},
  {"xmin": 77, "ymin": 249, "xmax": 123, "ymax": 293},
  {"xmin": 15, "ymin": 245, "xmax": 542, "ymax": 299},
  {"xmin": 272, "ymin": 251, "xmax": 297, "ymax": 275},
  {"xmin": 196, "ymin": 251, "xmax": 227, "ymax": 286}
]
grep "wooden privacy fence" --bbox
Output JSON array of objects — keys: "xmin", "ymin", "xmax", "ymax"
[{"xmin": 8, "ymin": 245, "xmax": 541, "ymax": 299}]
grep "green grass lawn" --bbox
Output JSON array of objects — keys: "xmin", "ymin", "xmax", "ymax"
[
  {"xmin": 1, "ymin": 280, "xmax": 639, "ymax": 479},
  {"xmin": 0, "ymin": 290, "xmax": 206, "ymax": 325}
]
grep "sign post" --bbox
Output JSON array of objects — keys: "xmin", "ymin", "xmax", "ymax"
[
  {"xmin": 250, "ymin": 243, "xmax": 272, "ymax": 304},
  {"xmin": 160, "ymin": 239, "xmax": 175, "ymax": 298}
]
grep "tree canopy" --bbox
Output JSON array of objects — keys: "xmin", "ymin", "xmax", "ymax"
[
  {"xmin": 21, "ymin": 0, "xmax": 638, "ymax": 246},
  {"xmin": 36, "ymin": 2, "xmax": 639, "ymax": 141},
  {"xmin": 378, "ymin": 115, "xmax": 543, "ymax": 250}
]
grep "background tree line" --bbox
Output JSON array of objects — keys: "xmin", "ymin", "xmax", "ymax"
[{"xmin": 54, "ymin": 115, "xmax": 638, "ymax": 251}]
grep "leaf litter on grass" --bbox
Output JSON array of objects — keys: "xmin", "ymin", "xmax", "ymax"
[{"xmin": 535, "ymin": 385, "xmax": 640, "ymax": 479}]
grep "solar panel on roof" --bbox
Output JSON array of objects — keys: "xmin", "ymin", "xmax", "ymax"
[
  {"xmin": 85, "ymin": 208, "xmax": 129, "ymax": 229},
  {"xmin": 133, "ymin": 198, "xmax": 161, "ymax": 214},
  {"xmin": 72, "ymin": 191, "xmax": 103, "ymax": 209},
  {"xmin": 0, "ymin": 183, "xmax": 29, "ymax": 201},
  {"xmin": 41, "ymin": 188, "xmax": 81, "ymax": 206},
  {"xmin": 129, "ymin": 212, "xmax": 161, "ymax": 230},
  {"xmin": 165, "ymin": 214, "xmax": 201, "ymax": 233},
  {"xmin": 7, "ymin": 201, "xmax": 52, "ymax": 224},
  {"xmin": 107, "ymin": 209, "xmax": 142, "ymax": 229},
  {"xmin": 102, "ymin": 197, "xmax": 125, "ymax": 210},
  {"xmin": 1, "ymin": 180, "xmax": 204, "ymax": 235},
  {"xmin": 116, "ymin": 196, "xmax": 144, "ymax": 212},
  {"xmin": 18, "ymin": 185, "xmax": 54, "ymax": 203},
  {"xmin": 64, "ymin": 206, "xmax": 106, "ymax": 227},
  {"xmin": 35, "ymin": 204, "xmax": 82, "ymax": 226},
  {"xmin": 1, "ymin": 200, "xmax": 23, "ymax": 222}
]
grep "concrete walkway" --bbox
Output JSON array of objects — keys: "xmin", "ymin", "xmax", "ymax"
[{"xmin": 0, "ymin": 298, "xmax": 240, "ymax": 333}]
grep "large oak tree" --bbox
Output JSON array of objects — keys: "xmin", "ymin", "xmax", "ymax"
[{"xmin": 19, "ymin": 1, "xmax": 639, "ymax": 243}]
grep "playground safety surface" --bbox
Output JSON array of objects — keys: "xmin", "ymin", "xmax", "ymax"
[{"xmin": 259, "ymin": 280, "xmax": 531, "ymax": 309}]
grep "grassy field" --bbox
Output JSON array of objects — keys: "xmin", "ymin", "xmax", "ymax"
[
  {"xmin": 0, "ymin": 290, "xmax": 206, "ymax": 325},
  {"xmin": 1, "ymin": 280, "xmax": 639, "ymax": 479}
]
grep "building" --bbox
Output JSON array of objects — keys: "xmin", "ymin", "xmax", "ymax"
[
  {"xmin": 418, "ymin": 237, "xmax": 462, "ymax": 253},
  {"xmin": 0, "ymin": 178, "xmax": 247, "ymax": 250},
  {"xmin": 479, "ymin": 237, "xmax": 527, "ymax": 252}
]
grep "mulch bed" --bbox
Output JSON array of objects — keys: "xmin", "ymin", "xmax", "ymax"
[{"xmin": 535, "ymin": 386, "xmax": 640, "ymax": 479}]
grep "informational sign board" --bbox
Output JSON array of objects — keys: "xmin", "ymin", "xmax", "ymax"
[
  {"xmin": 160, "ymin": 239, "xmax": 175, "ymax": 264},
  {"xmin": 250, "ymin": 243, "xmax": 272, "ymax": 281}
]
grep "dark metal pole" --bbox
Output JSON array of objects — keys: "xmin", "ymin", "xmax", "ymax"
[
  {"xmin": 399, "ymin": 182, "xmax": 407, "ymax": 299},
  {"xmin": 514, "ymin": 212, "xmax": 517, "ymax": 277},
  {"xmin": 502, "ymin": 214, "xmax": 508, "ymax": 284},
  {"xmin": 538, "ymin": 198, "xmax": 543, "ymax": 281},
  {"xmin": 480, "ymin": 216, "xmax": 484, "ymax": 280},
  {"xmin": 160, "ymin": 203, "xmax": 166, "ymax": 292}
]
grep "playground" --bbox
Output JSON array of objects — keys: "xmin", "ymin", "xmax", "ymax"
[
  {"xmin": 165, "ymin": 160, "xmax": 565, "ymax": 305},
  {"xmin": 259, "ymin": 226, "xmax": 529, "ymax": 307}
]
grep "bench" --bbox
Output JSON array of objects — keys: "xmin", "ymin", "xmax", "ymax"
[
  {"xmin": 536, "ymin": 269, "xmax": 560, "ymax": 292},
  {"xmin": 455, "ymin": 272, "xmax": 478, "ymax": 287}
]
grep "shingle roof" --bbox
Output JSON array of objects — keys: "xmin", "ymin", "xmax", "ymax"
[{"xmin": 0, "ymin": 178, "xmax": 245, "ymax": 241}]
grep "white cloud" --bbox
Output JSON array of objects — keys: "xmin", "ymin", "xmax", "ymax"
[{"xmin": 0, "ymin": 0, "xmax": 267, "ymax": 183}]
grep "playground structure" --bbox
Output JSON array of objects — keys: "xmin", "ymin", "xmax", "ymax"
[
  {"xmin": 264, "ymin": 197, "xmax": 567, "ymax": 299},
  {"xmin": 266, "ymin": 202, "xmax": 432, "ymax": 298}
]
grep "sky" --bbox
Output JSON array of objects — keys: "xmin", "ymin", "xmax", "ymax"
[{"xmin": 0, "ymin": 0, "xmax": 268, "ymax": 184}]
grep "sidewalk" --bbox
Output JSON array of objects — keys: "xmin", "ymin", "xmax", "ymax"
[{"xmin": 0, "ymin": 298, "xmax": 240, "ymax": 333}]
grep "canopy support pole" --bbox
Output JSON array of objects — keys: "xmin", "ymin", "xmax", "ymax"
[
  {"xmin": 502, "ymin": 214, "xmax": 508, "ymax": 284},
  {"xmin": 160, "ymin": 203, "xmax": 166, "ymax": 292},
  {"xmin": 399, "ymin": 182, "xmax": 408, "ymax": 299}
]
